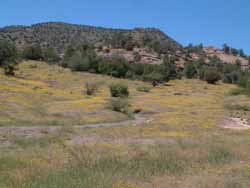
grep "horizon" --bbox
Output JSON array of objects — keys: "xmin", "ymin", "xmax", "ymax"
[{"xmin": 1, "ymin": 0, "xmax": 250, "ymax": 54}]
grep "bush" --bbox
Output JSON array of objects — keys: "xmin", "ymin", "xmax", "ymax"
[
  {"xmin": 4, "ymin": 63, "xmax": 18, "ymax": 76},
  {"xmin": 184, "ymin": 62, "xmax": 197, "ymax": 79},
  {"xmin": 222, "ymin": 71, "xmax": 241, "ymax": 84},
  {"xmin": 0, "ymin": 40, "xmax": 17, "ymax": 67},
  {"xmin": 43, "ymin": 47, "xmax": 60, "ymax": 63},
  {"xmin": 0, "ymin": 40, "xmax": 18, "ymax": 76},
  {"xmin": 98, "ymin": 55, "xmax": 130, "ymax": 78},
  {"xmin": 137, "ymin": 85, "xmax": 152, "ymax": 92},
  {"xmin": 67, "ymin": 52, "xmax": 91, "ymax": 71},
  {"xmin": 108, "ymin": 98, "xmax": 129, "ymax": 115},
  {"xmin": 22, "ymin": 45, "xmax": 43, "ymax": 60},
  {"xmin": 229, "ymin": 88, "xmax": 248, "ymax": 96},
  {"xmin": 85, "ymin": 81, "xmax": 100, "ymax": 96},
  {"xmin": 143, "ymin": 72, "xmax": 164, "ymax": 86},
  {"xmin": 237, "ymin": 74, "xmax": 250, "ymax": 89},
  {"xmin": 133, "ymin": 52, "xmax": 141, "ymax": 62},
  {"xmin": 109, "ymin": 83, "xmax": 129, "ymax": 97},
  {"xmin": 225, "ymin": 104, "xmax": 250, "ymax": 111},
  {"xmin": 203, "ymin": 68, "xmax": 221, "ymax": 84},
  {"xmin": 130, "ymin": 63, "xmax": 144, "ymax": 76}
]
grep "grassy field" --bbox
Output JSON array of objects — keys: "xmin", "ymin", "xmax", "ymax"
[{"xmin": 1, "ymin": 61, "xmax": 250, "ymax": 188}]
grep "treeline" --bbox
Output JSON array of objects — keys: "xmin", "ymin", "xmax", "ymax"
[
  {"xmin": 0, "ymin": 39, "xmax": 249, "ymax": 94},
  {"xmin": 0, "ymin": 40, "xmax": 60, "ymax": 75},
  {"xmin": 184, "ymin": 56, "xmax": 250, "ymax": 93},
  {"xmin": 222, "ymin": 43, "xmax": 247, "ymax": 58},
  {"xmin": 61, "ymin": 43, "xmax": 180, "ymax": 85}
]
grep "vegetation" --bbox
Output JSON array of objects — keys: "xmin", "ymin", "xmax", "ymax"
[
  {"xmin": 1, "ymin": 22, "xmax": 250, "ymax": 188},
  {"xmin": 203, "ymin": 67, "xmax": 221, "ymax": 84},
  {"xmin": 1, "ymin": 61, "xmax": 250, "ymax": 188},
  {"xmin": 22, "ymin": 45, "xmax": 43, "ymax": 60},
  {"xmin": 109, "ymin": 83, "xmax": 129, "ymax": 98},
  {"xmin": 185, "ymin": 43, "xmax": 204, "ymax": 54},
  {"xmin": 108, "ymin": 98, "xmax": 130, "ymax": 115},
  {"xmin": 184, "ymin": 62, "xmax": 197, "ymax": 78},
  {"xmin": 85, "ymin": 81, "xmax": 100, "ymax": 96},
  {"xmin": 0, "ymin": 40, "xmax": 18, "ymax": 76},
  {"xmin": 0, "ymin": 22, "xmax": 181, "ymax": 54},
  {"xmin": 222, "ymin": 43, "xmax": 246, "ymax": 57},
  {"xmin": 43, "ymin": 47, "xmax": 60, "ymax": 63},
  {"xmin": 137, "ymin": 85, "xmax": 152, "ymax": 92}
]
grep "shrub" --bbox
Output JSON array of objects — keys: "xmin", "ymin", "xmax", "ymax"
[
  {"xmin": 0, "ymin": 40, "xmax": 17, "ymax": 67},
  {"xmin": 108, "ymin": 98, "xmax": 129, "ymax": 115},
  {"xmin": 22, "ymin": 45, "xmax": 43, "ymax": 60},
  {"xmin": 237, "ymin": 74, "xmax": 250, "ymax": 89},
  {"xmin": 130, "ymin": 63, "xmax": 144, "ymax": 76},
  {"xmin": 207, "ymin": 146, "xmax": 235, "ymax": 164},
  {"xmin": 43, "ymin": 47, "xmax": 60, "ymax": 63},
  {"xmin": 222, "ymin": 71, "xmax": 241, "ymax": 84},
  {"xmin": 203, "ymin": 67, "xmax": 221, "ymax": 84},
  {"xmin": 98, "ymin": 55, "xmax": 130, "ymax": 78},
  {"xmin": 225, "ymin": 104, "xmax": 250, "ymax": 111},
  {"xmin": 109, "ymin": 83, "xmax": 129, "ymax": 97},
  {"xmin": 85, "ymin": 81, "xmax": 100, "ymax": 96},
  {"xmin": 4, "ymin": 63, "xmax": 18, "ymax": 76},
  {"xmin": 161, "ymin": 57, "xmax": 178, "ymax": 80},
  {"xmin": 229, "ymin": 88, "xmax": 247, "ymax": 96},
  {"xmin": 143, "ymin": 72, "xmax": 164, "ymax": 86},
  {"xmin": 137, "ymin": 85, "xmax": 152, "ymax": 92},
  {"xmin": 184, "ymin": 62, "xmax": 197, "ymax": 78},
  {"xmin": 133, "ymin": 52, "xmax": 141, "ymax": 62},
  {"xmin": 67, "ymin": 52, "xmax": 91, "ymax": 71}
]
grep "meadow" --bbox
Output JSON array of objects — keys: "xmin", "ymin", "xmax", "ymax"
[{"xmin": 0, "ymin": 61, "xmax": 250, "ymax": 188}]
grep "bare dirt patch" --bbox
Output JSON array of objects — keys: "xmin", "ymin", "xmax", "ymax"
[{"xmin": 221, "ymin": 117, "xmax": 250, "ymax": 130}]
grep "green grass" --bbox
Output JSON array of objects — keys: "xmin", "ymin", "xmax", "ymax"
[
  {"xmin": 206, "ymin": 146, "xmax": 236, "ymax": 165},
  {"xmin": 229, "ymin": 88, "xmax": 250, "ymax": 96},
  {"xmin": 225, "ymin": 104, "xmax": 250, "ymax": 111},
  {"xmin": 136, "ymin": 85, "xmax": 152, "ymax": 92}
]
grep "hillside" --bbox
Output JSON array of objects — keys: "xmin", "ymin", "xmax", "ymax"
[
  {"xmin": 0, "ymin": 22, "xmax": 182, "ymax": 54},
  {"xmin": 0, "ymin": 22, "xmax": 248, "ymax": 69},
  {"xmin": 1, "ymin": 61, "xmax": 250, "ymax": 187}
]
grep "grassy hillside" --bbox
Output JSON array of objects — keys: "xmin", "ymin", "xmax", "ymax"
[{"xmin": 1, "ymin": 61, "xmax": 250, "ymax": 187}]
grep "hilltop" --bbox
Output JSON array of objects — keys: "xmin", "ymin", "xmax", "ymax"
[
  {"xmin": 0, "ymin": 22, "xmax": 182, "ymax": 54},
  {"xmin": 0, "ymin": 22, "xmax": 249, "ymax": 69}
]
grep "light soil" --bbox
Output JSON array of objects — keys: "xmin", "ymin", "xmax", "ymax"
[{"xmin": 221, "ymin": 117, "xmax": 250, "ymax": 130}]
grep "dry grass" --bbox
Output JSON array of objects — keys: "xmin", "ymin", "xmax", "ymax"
[{"xmin": 1, "ymin": 61, "xmax": 250, "ymax": 187}]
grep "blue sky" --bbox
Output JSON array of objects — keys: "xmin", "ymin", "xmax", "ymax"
[{"xmin": 1, "ymin": 0, "xmax": 250, "ymax": 54}]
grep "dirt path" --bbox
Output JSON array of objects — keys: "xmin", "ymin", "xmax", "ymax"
[{"xmin": 0, "ymin": 114, "xmax": 152, "ymax": 139}]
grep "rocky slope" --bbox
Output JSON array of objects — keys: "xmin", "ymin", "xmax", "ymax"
[
  {"xmin": 0, "ymin": 22, "xmax": 182, "ymax": 54},
  {"xmin": 0, "ymin": 22, "xmax": 248, "ymax": 68}
]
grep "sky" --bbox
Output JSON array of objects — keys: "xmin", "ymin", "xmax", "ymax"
[{"xmin": 1, "ymin": 0, "xmax": 250, "ymax": 54}]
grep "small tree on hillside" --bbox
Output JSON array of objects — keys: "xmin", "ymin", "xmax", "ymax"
[
  {"xmin": 222, "ymin": 43, "xmax": 230, "ymax": 54},
  {"xmin": 239, "ymin": 49, "xmax": 246, "ymax": 58},
  {"xmin": 204, "ymin": 67, "xmax": 221, "ymax": 84},
  {"xmin": 0, "ymin": 40, "xmax": 18, "ymax": 76},
  {"xmin": 133, "ymin": 51, "xmax": 141, "ymax": 62},
  {"xmin": 231, "ymin": 48, "xmax": 239, "ymax": 56},
  {"xmin": 0, "ymin": 40, "xmax": 17, "ymax": 66},
  {"xmin": 43, "ymin": 47, "xmax": 60, "ymax": 63},
  {"xmin": 22, "ymin": 45, "xmax": 43, "ymax": 60},
  {"xmin": 236, "ymin": 59, "xmax": 242, "ymax": 67},
  {"xmin": 184, "ymin": 62, "xmax": 197, "ymax": 79}
]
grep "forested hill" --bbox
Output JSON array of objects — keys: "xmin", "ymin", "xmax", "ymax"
[{"xmin": 0, "ymin": 22, "xmax": 182, "ymax": 53}]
